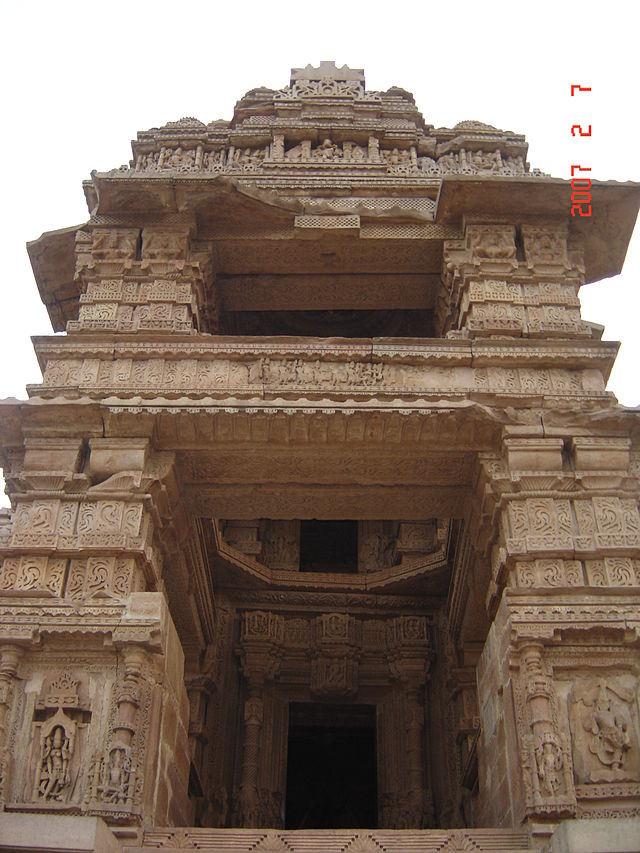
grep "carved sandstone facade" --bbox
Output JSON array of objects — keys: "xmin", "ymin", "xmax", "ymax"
[{"xmin": 0, "ymin": 62, "xmax": 639, "ymax": 852}]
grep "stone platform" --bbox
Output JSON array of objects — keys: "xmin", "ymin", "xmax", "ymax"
[{"xmin": 2, "ymin": 816, "xmax": 639, "ymax": 851}]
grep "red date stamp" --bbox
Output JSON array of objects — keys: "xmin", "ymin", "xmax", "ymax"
[{"xmin": 570, "ymin": 84, "xmax": 592, "ymax": 217}]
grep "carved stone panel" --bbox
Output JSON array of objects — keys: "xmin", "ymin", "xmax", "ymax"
[
  {"xmin": 23, "ymin": 674, "xmax": 90, "ymax": 808},
  {"xmin": 569, "ymin": 678, "xmax": 640, "ymax": 785}
]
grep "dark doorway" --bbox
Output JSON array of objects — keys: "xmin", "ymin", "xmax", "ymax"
[
  {"xmin": 299, "ymin": 520, "xmax": 358, "ymax": 573},
  {"xmin": 285, "ymin": 703, "xmax": 377, "ymax": 829}
]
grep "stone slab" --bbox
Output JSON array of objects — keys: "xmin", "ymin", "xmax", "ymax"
[
  {"xmin": 550, "ymin": 817, "xmax": 640, "ymax": 853},
  {"xmin": 0, "ymin": 813, "xmax": 121, "ymax": 853}
]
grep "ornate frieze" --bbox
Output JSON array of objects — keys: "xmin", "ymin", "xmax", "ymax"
[
  {"xmin": 2, "ymin": 60, "xmax": 640, "ymax": 842},
  {"xmin": 33, "ymin": 347, "xmax": 612, "ymax": 403},
  {"xmin": 130, "ymin": 140, "xmax": 530, "ymax": 180},
  {"xmin": 310, "ymin": 613, "xmax": 361, "ymax": 698}
]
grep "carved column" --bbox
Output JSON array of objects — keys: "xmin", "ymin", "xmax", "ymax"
[
  {"xmin": 386, "ymin": 616, "xmax": 434, "ymax": 828},
  {"xmin": 518, "ymin": 643, "xmax": 576, "ymax": 817},
  {"xmin": 472, "ymin": 429, "xmax": 640, "ymax": 831},
  {"xmin": 437, "ymin": 222, "xmax": 590, "ymax": 342},
  {"xmin": 85, "ymin": 649, "xmax": 140, "ymax": 816},
  {"xmin": 68, "ymin": 221, "xmax": 215, "ymax": 335},
  {"xmin": 240, "ymin": 693, "xmax": 264, "ymax": 826},
  {"xmin": 0, "ymin": 646, "xmax": 22, "ymax": 751},
  {"xmin": 236, "ymin": 611, "xmax": 284, "ymax": 827},
  {"xmin": 114, "ymin": 647, "xmax": 145, "ymax": 747},
  {"xmin": 0, "ymin": 645, "xmax": 23, "ymax": 806},
  {"xmin": 0, "ymin": 435, "xmax": 194, "ymax": 827}
]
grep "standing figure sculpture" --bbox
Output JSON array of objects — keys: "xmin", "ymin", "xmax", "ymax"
[{"xmin": 39, "ymin": 725, "xmax": 71, "ymax": 801}]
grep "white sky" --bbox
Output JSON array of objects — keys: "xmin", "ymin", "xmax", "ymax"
[{"xmin": 0, "ymin": 1, "xmax": 637, "ymax": 486}]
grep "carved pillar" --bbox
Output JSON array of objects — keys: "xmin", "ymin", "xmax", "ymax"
[
  {"xmin": 518, "ymin": 643, "xmax": 576, "ymax": 817},
  {"xmin": 236, "ymin": 611, "xmax": 284, "ymax": 827},
  {"xmin": 186, "ymin": 683, "xmax": 209, "ymax": 783},
  {"xmin": 0, "ymin": 646, "xmax": 22, "ymax": 751},
  {"xmin": 437, "ymin": 639, "xmax": 481, "ymax": 828},
  {"xmin": 404, "ymin": 687, "xmax": 427, "ymax": 824},
  {"xmin": 386, "ymin": 616, "xmax": 434, "ymax": 828},
  {"xmin": 472, "ymin": 429, "xmax": 640, "ymax": 830},
  {"xmin": 0, "ymin": 645, "xmax": 23, "ymax": 806},
  {"xmin": 114, "ymin": 647, "xmax": 145, "ymax": 751},
  {"xmin": 437, "ymin": 222, "xmax": 591, "ymax": 342},
  {"xmin": 67, "ymin": 220, "xmax": 216, "ymax": 336},
  {"xmin": 0, "ymin": 435, "xmax": 194, "ymax": 827},
  {"xmin": 240, "ymin": 692, "xmax": 264, "ymax": 826},
  {"xmin": 87, "ymin": 649, "xmax": 141, "ymax": 815}
]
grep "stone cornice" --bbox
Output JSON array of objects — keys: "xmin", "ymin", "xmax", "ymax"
[
  {"xmin": 24, "ymin": 335, "xmax": 619, "ymax": 409},
  {"xmin": 0, "ymin": 592, "xmax": 173, "ymax": 650}
]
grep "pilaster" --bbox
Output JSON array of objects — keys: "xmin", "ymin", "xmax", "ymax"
[
  {"xmin": 387, "ymin": 615, "xmax": 434, "ymax": 828},
  {"xmin": 472, "ymin": 429, "xmax": 640, "ymax": 832},
  {"xmin": 437, "ymin": 221, "xmax": 591, "ymax": 341},
  {"xmin": 68, "ymin": 221, "xmax": 216, "ymax": 335},
  {"xmin": 0, "ymin": 436, "xmax": 194, "ymax": 831},
  {"xmin": 235, "ymin": 611, "xmax": 284, "ymax": 828}
]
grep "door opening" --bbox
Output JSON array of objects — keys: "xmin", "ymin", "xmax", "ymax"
[{"xmin": 285, "ymin": 702, "xmax": 377, "ymax": 829}]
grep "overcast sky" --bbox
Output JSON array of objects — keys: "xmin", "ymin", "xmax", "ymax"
[{"xmin": 0, "ymin": 2, "xmax": 637, "ymax": 486}]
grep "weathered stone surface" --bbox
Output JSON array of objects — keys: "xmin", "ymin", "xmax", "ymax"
[
  {"xmin": 549, "ymin": 817, "xmax": 640, "ymax": 852},
  {"xmin": 0, "ymin": 813, "xmax": 121, "ymax": 851},
  {"xmin": 1, "ymin": 61, "xmax": 640, "ymax": 849}
]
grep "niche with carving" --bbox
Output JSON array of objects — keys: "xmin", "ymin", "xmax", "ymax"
[{"xmin": 23, "ymin": 673, "xmax": 91, "ymax": 807}]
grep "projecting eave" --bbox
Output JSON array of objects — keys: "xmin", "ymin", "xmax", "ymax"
[
  {"xmin": 26, "ymin": 176, "xmax": 306, "ymax": 332},
  {"xmin": 436, "ymin": 176, "xmax": 640, "ymax": 284},
  {"xmin": 25, "ymin": 173, "xmax": 640, "ymax": 333},
  {"xmin": 27, "ymin": 223, "xmax": 87, "ymax": 332}
]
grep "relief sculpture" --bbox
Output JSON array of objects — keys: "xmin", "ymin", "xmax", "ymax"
[
  {"xmin": 37, "ymin": 723, "xmax": 72, "ymax": 801},
  {"xmin": 570, "ymin": 678, "xmax": 639, "ymax": 784},
  {"xmin": 24, "ymin": 674, "xmax": 90, "ymax": 807},
  {"xmin": 4, "ymin": 59, "xmax": 640, "ymax": 845}
]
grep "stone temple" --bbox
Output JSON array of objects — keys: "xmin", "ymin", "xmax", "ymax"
[{"xmin": 0, "ymin": 62, "xmax": 639, "ymax": 853}]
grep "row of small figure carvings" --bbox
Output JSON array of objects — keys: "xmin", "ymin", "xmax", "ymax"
[{"xmin": 130, "ymin": 141, "xmax": 533, "ymax": 177}]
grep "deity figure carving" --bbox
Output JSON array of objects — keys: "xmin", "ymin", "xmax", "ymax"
[
  {"xmin": 417, "ymin": 156, "xmax": 440, "ymax": 174},
  {"xmin": 89, "ymin": 744, "xmax": 135, "ymax": 807},
  {"xmin": 38, "ymin": 724, "xmax": 72, "ymax": 800},
  {"xmin": 26, "ymin": 673, "xmax": 88, "ymax": 806},
  {"xmin": 346, "ymin": 143, "xmax": 365, "ymax": 161},
  {"xmin": 534, "ymin": 733, "xmax": 564, "ymax": 798},
  {"xmin": 585, "ymin": 683, "xmax": 631, "ymax": 772},
  {"xmin": 313, "ymin": 138, "xmax": 342, "ymax": 160},
  {"xmin": 101, "ymin": 746, "xmax": 133, "ymax": 804},
  {"xmin": 437, "ymin": 153, "xmax": 460, "ymax": 174},
  {"xmin": 358, "ymin": 521, "xmax": 397, "ymax": 571},
  {"xmin": 468, "ymin": 226, "xmax": 516, "ymax": 261},
  {"xmin": 262, "ymin": 520, "xmax": 299, "ymax": 570},
  {"xmin": 570, "ymin": 678, "xmax": 639, "ymax": 784}
]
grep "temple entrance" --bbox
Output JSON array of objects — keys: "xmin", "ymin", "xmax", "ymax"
[{"xmin": 285, "ymin": 703, "xmax": 377, "ymax": 829}]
